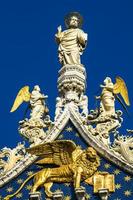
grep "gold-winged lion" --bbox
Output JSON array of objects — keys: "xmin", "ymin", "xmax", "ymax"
[{"xmin": 4, "ymin": 140, "xmax": 100, "ymax": 199}]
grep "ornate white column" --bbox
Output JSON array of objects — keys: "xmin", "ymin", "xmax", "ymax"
[{"xmin": 58, "ymin": 64, "xmax": 86, "ymax": 102}]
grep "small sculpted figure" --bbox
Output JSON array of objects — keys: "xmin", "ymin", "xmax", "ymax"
[
  {"xmin": 87, "ymin": 77, "xmax": 130, "ymax": 146},
  {"xmin": 99, "ymin": 77, "xmax": 115, "ymax": 116},
  {"xmin": 55, "ymin": 12, "xmax": 87, "ymax": 66},
  {"xmin": 54, "ymin": 97, "xmax": 63, "ymax": 120},
  {"xmin": 30, "ymin": 85, "xmax": 48, "ymax": 120},
  {"xmin": 10, "ymin": 85, "xmax": 51, "ymax": 145},
  {"xmin": 79, "ymin": 94, "xmax": 88, "ymax": 117},
  {"xmin": 11, "ymin": 85, "xmax": 49, "ymax": 125},
  {"xmin": 96, "ymin": 76, "xmax": 130, "ymax": 117}
]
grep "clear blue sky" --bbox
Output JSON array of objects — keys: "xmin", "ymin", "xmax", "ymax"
[{"xmin": 0, "ymin": 0, "xmax": 133, "ymax": 148}]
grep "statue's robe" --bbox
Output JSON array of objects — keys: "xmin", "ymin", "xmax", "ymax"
[
  {"xmin": 30, "ymin": 91, "xmax": 45, "ymax": 119},
  {"xmin": 58, "ymin": 28, "xmax": 87, "ymax": 65}
]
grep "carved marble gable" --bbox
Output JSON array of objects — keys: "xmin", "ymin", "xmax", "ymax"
[{"xmin": 0, "ymin": 122, "xmax": 133, "ymax": 200}]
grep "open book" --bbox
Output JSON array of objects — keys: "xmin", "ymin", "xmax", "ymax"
[{"xmin": 93, "ymin": 174, "xmax": 115, "ymax": 193}]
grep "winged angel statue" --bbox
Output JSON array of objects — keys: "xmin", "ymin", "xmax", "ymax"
[
  {"xmin": 97, "ymin": 76, "xmax": 130, "ymax": 115},
  {"xmin": 4, "ymin": 140, "xmax": 100, "ymax": 199},
  {"xmin": 10, "ymin": 85, "xmax": 52, "ymax": 145},
  {"xmin": 88, "ymin": 76, "xmax": 130, "ymax": 146},
  {"xmin": 10, "ymin": 85, "xmax": 48, "ymax": 118}
]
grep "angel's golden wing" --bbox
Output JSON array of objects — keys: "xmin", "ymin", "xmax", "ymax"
[
  {"xmin": 26, "ymin": 140, "xmax": 77, "ymax": 166},
  {"xmin": 10, "ymin": 86, "xmax": 31, "ymax": 112},
  {"xmin": 113, "ymin": 76, "xmax": 130, "ymax": 106}
]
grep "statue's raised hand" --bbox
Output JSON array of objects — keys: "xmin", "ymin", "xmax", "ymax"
[
  {"xmin": 55, "ymin": 25, "xmax": 64, "ymax": 43},
  {"xmin": 57, "ymin": 25, "xmax": 62, "ymax": 33}
]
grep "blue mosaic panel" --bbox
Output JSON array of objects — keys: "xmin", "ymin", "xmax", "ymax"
[{"xmin": 0, "ymin": 121, "xmax": 133, "ymax": 200}]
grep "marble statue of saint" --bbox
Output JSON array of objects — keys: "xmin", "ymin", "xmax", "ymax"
[{"xmin": 55, "ymin": 12, "xmax": 88, "ymax": 66}]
